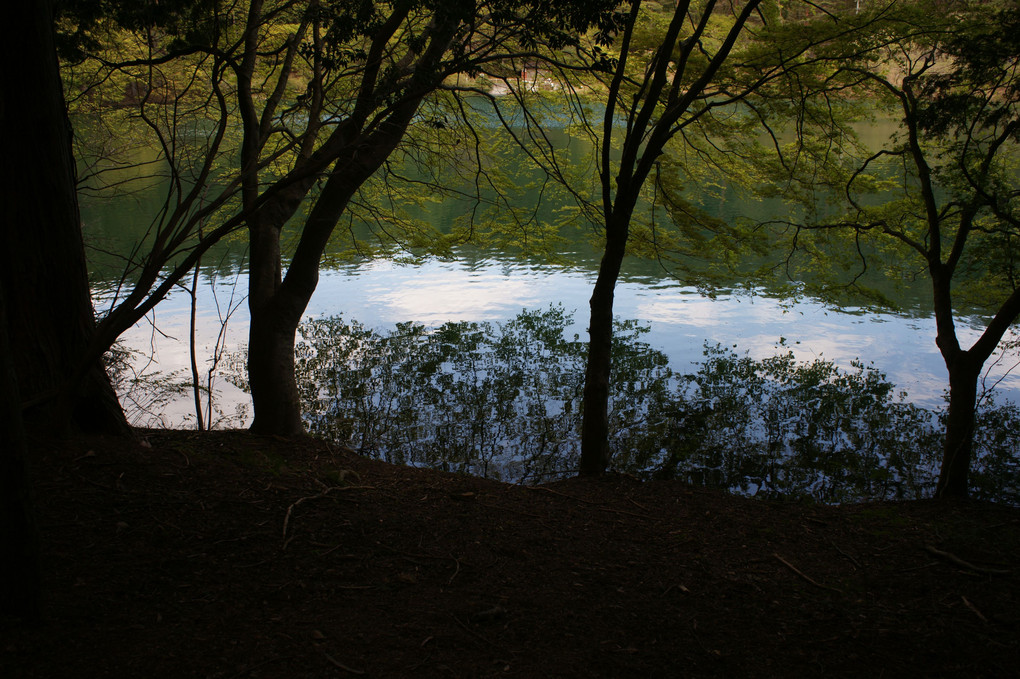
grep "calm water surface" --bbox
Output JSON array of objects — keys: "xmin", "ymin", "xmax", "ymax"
[
  {"xmin": 80, "ymin": 115, "xmax": 1020, "ymax": 427},
  {"xmin": 101, "ymin": 251, "xmax": 1020, "ymax": 428}
]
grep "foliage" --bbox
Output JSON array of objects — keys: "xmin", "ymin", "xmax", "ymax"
[
  {"xmin": 642, "ymin": 344, "xmax": 943, "ymax": 503},
  {"xmin": 61, "ymin": 0, "xmax": 630, "ymax": 399},
  {"xmin": 292, "ymin": 306, "xmax": 589, "ymax": 481},
  {"xmin": 750, "ymin": 0, "xmax": 1020, "ymax": 308},
  {"xmin": 223, "ymin": 307, "xmax": 1020, "ymax": 502},
  {"xmin": 616, "ymin": 0, "xmax": 1020, "ymax": 497},
  {"xmin": 55, "ymin": 0, "xmax": 218, "ymax": 62},
  {"xmin": 104, "ymin": 340, "xmax": 247, "ymax": 429},
  {"xmin": 447, "ymin": 0, "xmax": 939, "ymax": 475},
  {"xmin": 971, "ymin": 400, "xmax": 1020, "ymax": 505}
]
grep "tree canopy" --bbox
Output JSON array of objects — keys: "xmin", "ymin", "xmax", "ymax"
[
  {"xmin": 757, "ymin": 0, "xmax": 1020, "ymax": 497},
  {"xmin": 38, "ymin": 0, "xmax": 1020, "ymax": 499}
]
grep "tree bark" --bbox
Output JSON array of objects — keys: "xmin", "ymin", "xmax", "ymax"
[
  {"xmin": 246, "ymin": 193, "xmax": 306, "ymax": 434},
  {"xmin": 935, "ymin": 353, "xmax": 981, "ymax": 499},
  {"xmin": 247, "ymin": 220, "xmax": 306, "ymax": 436},
  {"xmin": 248, "ymin": 308, "xmax": 306, "ymax": 435},
  {"xmin": 236, "ymin": 0, "xmax": 427, "ymax": 436},
  {"xmin": 0, "ymin": 289, "xmax": 41, "ymax": 620},
  {"xmin": 246, "ymin": 101, "xmax": 423, "ymax": 435},
  {"xmin": 579, "ymin": 215, "xmax": 630, "ymax": 476},
  {"xmin": 1, "ymin": 0, "xmax": 127, "ymax": 436},
  {"xmin": 575, "ymin": 1, "xmax": 762, "ymax": 477},
  {"xmin": 929, "ymin": 267, "xmax": 1006, "ymax": 500}
]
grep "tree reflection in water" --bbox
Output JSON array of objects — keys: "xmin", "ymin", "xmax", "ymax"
[{"xmin": 242, "ymin": 306, "xmax": 1018, "ymax": 503}]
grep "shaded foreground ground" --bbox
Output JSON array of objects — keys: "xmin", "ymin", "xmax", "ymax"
[{"xmin": 3, "ymin": 430, "xmax": 1019, "ymax": 678}]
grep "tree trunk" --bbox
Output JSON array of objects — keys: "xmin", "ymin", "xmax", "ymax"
[
  {"xmin": 245, "ymin": 197, "xmax": 307, "ymax": 435},
  {"xmin": 0, "ymin": 289, "xmax": 41, "ymax": 620},
  {"xmin": 1, "ymin": 0, "xmax": 127, "ymax": 436},
  {"xmin": 248, "ymin": 294, "xmax": 306, "ymax": 436},
  {"xmin": 579, "ymin": 217, "xmax": 630, "ymax": 476},
  {"xmin": 244, "ymin": 100, "xmax": 423, "ymax": 436},
  {"xmin": 935, "ymin": 354, "xmax": 981, "ymax": 499}
]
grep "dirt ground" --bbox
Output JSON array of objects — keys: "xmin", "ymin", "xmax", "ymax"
[{"xmin": 2, "ymin": 429, "xmax": 1018, "ymax": 678}]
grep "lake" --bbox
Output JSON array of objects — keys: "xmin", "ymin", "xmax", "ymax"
[
  {"xmin": 93, "ymin": 240, "xmax": 1019, "ymax": 428},
  {"xmin": 77, "ymin": 145, "xmax": 1020, "ymax": 499},
  {"xmin": 78, "ymin": 114, "xmax": 1020, "ymax": 499}
]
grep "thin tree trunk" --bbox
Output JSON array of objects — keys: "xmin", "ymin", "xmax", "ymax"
[
  {"xmin": 189, "ymin": 261, "xmax": 205, "ymax": 431},
  {"xmin": 935, "ymin": 354, "xmax": 981, "ymax": 499},
  {"xmin": 573, "ymin": 0, "xmax": 762, "ymax": 477},
  {"xmin": 580, "ymin": 217, "xmax": 630, "ymax": 476}
]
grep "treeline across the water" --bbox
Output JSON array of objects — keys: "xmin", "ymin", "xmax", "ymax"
[{"xmin": 222, "ymin": 307, "xmax": 1019, "ymax": 505}]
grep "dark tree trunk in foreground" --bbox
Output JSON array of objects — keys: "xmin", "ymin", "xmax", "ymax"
[
  {"xmin": 246, "ymin": 122, "xmax": 412, "ymax": 434},
  {"xmin": 0, "ymin": 290, "xmax": 41, "ymax": 620},
  {"xmin": 1, "ymin": 0, "xmax": 127, "ymax": 436},
  {"xmin": 236, "ymin": 1, "xmax": 428, "ymax": 436},
  {"xmin": 247, "ymin": 315, "xmax": 305, "ymax": 435},
  {"xmin": 242, "ymin": 44, "xmax": 437, "ymax": 436}
]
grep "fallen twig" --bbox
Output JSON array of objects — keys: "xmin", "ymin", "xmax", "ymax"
[
  {"xmin": 628, "ymin": 497, "xmax": 650, "ymax": 513},
  {"xmin": 899, "ymin": 561, "xmax": 938, "ymax": 573},
  {"xmin": 961, "ymin": 596, "xmax": 989, "ymax": 623},
  {"xmin": 451, "ymin": 614, "xmax": 511, "ymax": 655},
  {"xmin": 323, "ymin": 652, "xmax": 365, "ymax": 675},
  {"xmin": 528, "ymin": 486, "xmax": 652, "ymax": 519},
  {"xmin": 924, "ymin": 545, "xmax": 1011, "ymax": 576},
  {"xmin": 282, "ymin": 485, "xmax": 375, "ymax": 541},
  {"xmin": 773, "ymin": 553, "xmax": 844, "ymax": 595},
  {"xmin": 373, "ymin": 541, "xmax": 466, "ymax": 581},
  {"xmin": 170, "ymin": 447, "xmax": 191, "ymax": 468},
  {"xmin": 528, "ymin": 486, "xmax": 598, "ymax": 504},
  {"xmin": 596, "ymin": 505, "xmax": 654, "ymax": 520},
  {"xmin": 987, "ymin": 519, "xmax": 1020, "ymax": 530},
  {"xmin": 828, "ymin": 540, "xmax": 863, "ymax": 570},
  {"xmin": 448, "ymin": 556, "xmax": 461, "ymax": 586}
]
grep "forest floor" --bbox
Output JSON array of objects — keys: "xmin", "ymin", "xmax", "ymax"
[{"xmin": 2, "ymin": 429, "xmax": 1019, "ymax": 678}]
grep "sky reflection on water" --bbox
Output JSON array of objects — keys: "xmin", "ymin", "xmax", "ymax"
[{"xmin": 107, "ymin": 254, "xmax": 1020, "ymax": 428}]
